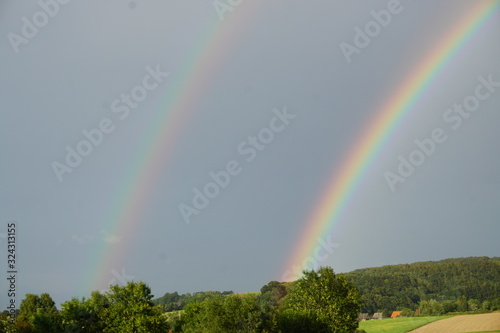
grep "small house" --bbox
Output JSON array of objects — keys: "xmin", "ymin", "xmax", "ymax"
[
  {"xmin": 391, "ymin": 311, "xmax": 403, "ymax": 318},
  {"xmin": 358, "ymin": 313, "xmax": 369, "ymax": 321}
]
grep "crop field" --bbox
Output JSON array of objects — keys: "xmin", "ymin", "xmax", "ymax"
[{"xmin": 409, "ymin": 312, "xmax": 500, "ymax": 333}]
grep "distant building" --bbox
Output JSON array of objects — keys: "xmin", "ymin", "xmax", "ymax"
[
  {"xmin": 358, "ymin": 313, "xmax": 369, "ymax": 321},
  {"xmin": 391, "ymin": 311, "xmax": 403, "ymax": 318},
  {"xmin": 372, "ymin": 312, "xmax": 383, "ymax": 320}
]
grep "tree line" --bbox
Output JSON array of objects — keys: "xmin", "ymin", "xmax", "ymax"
[{"xmin": 0, "ymin": 267, "xmax": 362, "ymax": 333}]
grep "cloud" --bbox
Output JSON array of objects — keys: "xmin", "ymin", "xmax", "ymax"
[
  {"xmin": 100, "ymin": 230, "xmax": 121, "ymax": 244},
  {"xmin": 71, "ymin": 234, "xmax": 95, "ymax": 245}
]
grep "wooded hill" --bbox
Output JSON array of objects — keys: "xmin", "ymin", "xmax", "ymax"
[
  {"xmin": 154, "ymin": 257, "xmax": 500, "ymax": 315},
  {"xmin": 345, "ymin": 256, "xmax": 500, "ymax": 314}
]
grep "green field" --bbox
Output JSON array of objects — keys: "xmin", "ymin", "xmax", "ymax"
[{"xmin": 358, "ymin": 316, "xmax": 451, "ymax": 333}]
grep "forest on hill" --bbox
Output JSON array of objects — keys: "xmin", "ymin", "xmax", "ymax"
[
  {"xmin": 153, "ymin": 256, "xmax": 500, "ymax": 317},
  {"xmin": 345, "ymin": 256, "xmax": 500, "ymax": 315}
]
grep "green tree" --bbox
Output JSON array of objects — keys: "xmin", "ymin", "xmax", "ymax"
[
  {"xmin": 260, "ymin": 281, "xmax": 288, "ymax": 309},
  {"xmin": 181, "ymin": 294, "xmax": 265, "ymax": 333},
  {"xmin": 259, "ymin": 281, "xmax": 291, "ymax": 332},
  {"xmin": 60, "ymin": 297, "xmax": 90, "ymax": 332},
  {"xmin": 278, "ymin": 266, "xmax": 361, "ymax": 333},
  {"xmin": 18, "ymin": 294, "xmax": 39, "ymax": 325},
  {"xmin": 442, "ymin": 300, "xmax": 458, "ymax": 313},
  {"xmin": 457, "ymin": 295, "xmax": 469, "ymax": 312},
  {"xmin": 60, "ymin": 292, "xmax": 109, "ymax": 333},
  {"xmin": 17, "ymin": 293, "xmax": 61, "ymax": 332},
  {"xmin": 100, "ymin": 282, "xmax": 169, "ymax": 333},
  {"xmin": 419, "ymin": 299, "xmax": 443, "ymax": 316},
  {"xmin": 401, "ymin": 308, "xmax": 414, "ymax": 317},
  {"xmin": 163, "ymin": 311, "xmax": 184, "ymax": 332},
  {"xmin": 468, "ymin": 299, "xmax": 480, "ymax": 312},
  {"xmin": 490, "ymin": 298, "xmax": 500, "ymax": 311},
  {"xmin": 481, "ymin": 300, "xmax": 491, "ymax": 311},
  {"xmin": 0, "ymin": 318, "xmax": 15, "ymax": 333}
]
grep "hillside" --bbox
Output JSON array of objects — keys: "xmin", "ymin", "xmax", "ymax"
[
  {"xmin": 345, "ymin": 256, "xmax": 500, "ymax": 314},
  {"xmin": 152, "ymin": 257, "xmax": 500, "ymax": 315}
]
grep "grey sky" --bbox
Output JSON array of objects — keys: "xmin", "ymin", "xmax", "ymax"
[{"xmin": 1, "ymin": 0, "xmax": 499, "ymax": 306}]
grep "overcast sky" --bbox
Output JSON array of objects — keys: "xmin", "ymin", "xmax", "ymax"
[{"xmin": 1, "ymin": 0, "xmax": 499, "ymax": 306}]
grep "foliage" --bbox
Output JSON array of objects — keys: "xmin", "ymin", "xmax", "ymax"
[
  {"xmin": 278, "ymin": 266, "xmax": 361, "ymax": 333},
  {"xmin": 10, "ymin": 282, "xmax": 168, "ymax": 332},
  {"xmin": 346, "ymin": 257, "xmax": 500, "ymax": 314},
  {"xmin": 60, "ymin": 291, "xmax": 109, "ymax": 332},
  {"xmin": 154, "ymin": 290, "xmax": 234, "ymax": 312},
  {"xmin": 457, "ymin": 295, "xmax": 469, "ymax": 312},
  {"xmin": 15, "ymin": 293, "xmax": 61, "ymax": 332},
  {"xmin": 419, "ymin": 299, "xmax": 444, "ymax": 316},
  {"xmin": 180, "ymin": 293, "xmax": 266, "ymax": 333},
  {"xmin": 100, "ymin": 282, "xmax": 169, "ymax": 332},
  {"xmin": 177, "ymin": 268, "xmax": 361, "ymax": 333},
  {"xmin": 0, "ymin": 319, "xmax": 15, "ymax": 333},
  {"xmin": 260, "ymin": 281, "xmax": 289, "ymax": 309},
  {"xmin": 400, "ymin": 308, "xmax": 414, "ymax": 317},
  {"xmin": 163, "ymin": 310, "xmax": 184, "ymax": 332}
]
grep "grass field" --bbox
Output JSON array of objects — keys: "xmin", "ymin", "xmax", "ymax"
[{"xmin": 358, "ymin": 316, "xmax": 450, "ymax": 333}]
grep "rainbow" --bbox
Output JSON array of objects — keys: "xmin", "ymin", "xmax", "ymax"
[
  {"xmin": 83, "ymin": 2, "xmax": 262, "ymax": 293},
  {"xmin": 282, "ymin": 1, "xmax": 499, "ymax": 281}
]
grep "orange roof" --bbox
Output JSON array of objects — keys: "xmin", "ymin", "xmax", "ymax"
[{"xmin": 391, "ymin": 311, "xmax": 402, "ymax": 318}]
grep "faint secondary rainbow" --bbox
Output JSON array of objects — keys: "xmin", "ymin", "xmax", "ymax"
[
  {"xmin": 82, "ymin": 2, "xmax": 263, "ymax": 293},
  {"xmin": 282, "ymin": 1, "xmax": 499, "ymax": 281}
]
